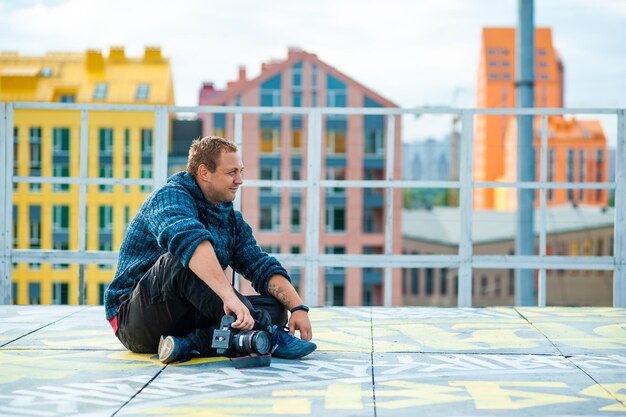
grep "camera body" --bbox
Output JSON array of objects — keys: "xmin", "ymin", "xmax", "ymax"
[{"xmin": 211, "ymin": 315, "xmax": 272, "ymax": 358}]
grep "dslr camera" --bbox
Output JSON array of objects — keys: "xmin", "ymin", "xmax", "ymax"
[{"xmin": 211, "ymin": 315, "xmax": 272, "ymax": 367}]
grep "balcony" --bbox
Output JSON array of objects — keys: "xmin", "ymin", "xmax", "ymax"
[{"xmin": 0, "ymin": 102, "xmax": 625, "ymax": 309}]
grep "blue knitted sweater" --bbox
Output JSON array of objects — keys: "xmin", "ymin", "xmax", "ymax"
[{"xmin": 104, "ymin": 171, "xmax": 290, "ymax": 320}]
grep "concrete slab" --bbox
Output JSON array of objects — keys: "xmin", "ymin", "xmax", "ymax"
[
  {"xmin": 372, "ymin": 352, "xmax": 626, "ymax": 416},
  {"xmin": 0, "ymin": 306, "xmax": 625, "ymax": 417},
  {"xmin": 517, "ymin": 308, "xmax": 626, "ymax": 355},
  {"xmin": 371, "ymin": 307, "xmax": 559, "ymax": 354},
  {"xmin": 118, "ymin": 352, "xmax": 374, "ymax": 417},
  {"xmin": 0, "ymin": 349, "xmax": 163, "ymax": 416}
]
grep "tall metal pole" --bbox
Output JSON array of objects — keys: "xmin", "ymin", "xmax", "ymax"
[{"xmin": 515, "ymin": 0, "xmax": 536, "ymax": 305}]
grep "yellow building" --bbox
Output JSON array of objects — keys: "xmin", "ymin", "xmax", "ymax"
[{"xmin": 0, "ymin": 46, "xmax": 174, "ymax": 305}]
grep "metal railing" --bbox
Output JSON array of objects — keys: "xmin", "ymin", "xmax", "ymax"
[{"xmin": 1, "ymin": 102, "xmax": 624, "ymax": 307}]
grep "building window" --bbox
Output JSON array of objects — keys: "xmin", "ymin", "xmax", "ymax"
[
  {"xmin": 425, "ymin": 268, "xmax": 434, "ymax": 295},
  {"xmin": 260, "ymin": 205, "xmax": 280, "ymax": 231},
  {"xmin": 12, "ymin": 205, "xmax": 18, "ymax": 248},
  {"xmin": 53, "ymin": 205, "xmax": 69, "ymax": 232},
  {"xmin": 325, "ymin": 206, "xmax": 346, "ymax": 232},
  {"xmin": 326, "ymin": 167, "xmax": 346, "ymax": 194},
  {"xmin": 136, "ymin": 83, "xmax": 150, "ymax": 100},
  {"xmin": 364, "ymin": 128, "xmax": 384, "ymax": 155},
  {"xmin": 495, "ymin": 275, "xmax": 502, "ymax": 297},
  {"xmin": 99, "ymin": 205, "xmax": 113, "ymax": 232},
  {"xmin": 440, "ymin": 268, "xmax": 447, "ymax": 295},
  {"xmin": 363, "ymin": 207, "xmax": 382, "ymax": 233},
  {"xmin": 141, "ymin": 165, "xmax": 152, "ymax": 192},
  {"xmin": 53, "ymin": 127, "xmax": 70, "ymax": 154},
  {"xmin": 548, "ymin": 148, "xmax": 554, "ymax": 201},
  {"xmin": 579, "ymin": 149, "xmax": 585, "ymax": 201},
  {"xmin": 291, "ymin": 245, "xmax": 301, "ymax": 254},
  {"xmin": 99, "ymin": 165, "xmax": 113, "ymax": 192},
  {"xmin": 260, "ymin": 166, "xmax": 280, "ymax": 193},
  {"xmin": 411, "ymin": 268, "xmax": 419, "ymax": 295},
  {"xmin": 99, "ymin": 283, "xmax": 108, "ymax": 305},
  {"xmin": 480, "ymin": 276, "xmax": 488, "ymax": 296},
  {"xmin": 29, "ymin": 282, "xmax": 41, "ymax": 304},
  {"xmin": 324, "ymin": 246, "xmax": 345, "ymax": 274},
  {"xmin": 93, "ymin": 83, "xmax": 108, "ymax": 100},
  {"xmin": 59, "ymin": 94, "xmax": 75, "ymax": 103},
  {"xmin": 292, "ymin": 129, "xmax": 302, "ymax": 153},
  {"xmin": 567, "ymin": 149, "xmax": 574, "ymax": 201},
  {"xmin": 292, "ymin": 61, "xmax": 303, "ymax": 90},
  {"xmin": 326, "ymin": 283, "xmax": 345, "ymax": 307},
  {"xmin": 29, "ymin": 127, "xmax": 42, "ymax": 191},
  {"xmin": 326, "ymin": 129, "xmax": 346, "ymax": 154},
  {"xmin": 291, "ymin": 207, "xmax": 301, "ymax": 232},
  {"xmin": 326, "ymin": 74, "xmax": 347, "ymax": 120},
  {"xmin": 260, "ymin": 128, "xmax": 281, "ymax": 154},
  {"xmin": 52, "ymin": 241, "xmax": 69, "ymax": 270},
  {"xmin": 141, "ymin": 128, "xmax": 153, "ymax": 156},
  {"xmin": 29, "ymin": 205, "xmax": 41, "ymax": 249},
  {"xmin": 97, "ymin": 240, "xmax": 113, "ymax": 270},
  {"xmin": 99, "ymin": 128, "xmax": 113, "ymax": 154},
  {"xmin": 52, "ymin": 282, "xmax": 69, "ymax": 305},
  {"xmin": 260, "ymin": 74, "xmax": 281, "ymax": 120},
  {"xmin": 53, "ymin": 164, "xmax": 70, "ymax": 192}
]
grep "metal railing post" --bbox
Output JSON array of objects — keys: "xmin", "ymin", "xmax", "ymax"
[
  {"xmin": 0, "ymin": 103, "xmax": 13, "ymax": 304},
  {"xmin": 153, "ymin": 106, "xmax": 169, "ymax": 187},
  {"xmin": 304, "ymin": 109, "xmax": 321, "ymax": 306},
  {"xmin": 77, "ymin": 110, "xmax": 89, "ymax": 305},
  {"xmin": 383, "ymin": 115, "xmax": 396, "ymax": 306},
  {"xmin": 538, "ymin": 114, "xmax": 548, "ymax": 306},
  {"xmin": 614, "ymin": 110, "xmax": 626, "ymax": 307},
  {"xmin": 458, "ymin": 111, "xmax": 474, "ymax": 307}
]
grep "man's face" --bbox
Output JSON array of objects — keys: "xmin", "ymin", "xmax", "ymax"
[{"xmin": 201, "ymin": 151, "xmax": 244, "ymax": 204}]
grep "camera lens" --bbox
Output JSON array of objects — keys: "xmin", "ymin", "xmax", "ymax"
[{"xmin": 233, "ymin": 330, "xmax": 271, "ymax": 355}]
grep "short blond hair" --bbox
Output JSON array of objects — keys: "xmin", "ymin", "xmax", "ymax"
[{"xmin": 186, "ymin": 136, "xmax": 238, "ymax": 176}]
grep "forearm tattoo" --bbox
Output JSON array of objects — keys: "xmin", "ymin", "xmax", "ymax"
[{"xmin": 268, "ymin": 281, "xmax": 290, "ymax": 306}]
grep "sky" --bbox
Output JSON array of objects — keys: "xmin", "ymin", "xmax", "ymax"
[{"xmin": 1, "ymin": 0, "xmax": 625, "ymax": 145}]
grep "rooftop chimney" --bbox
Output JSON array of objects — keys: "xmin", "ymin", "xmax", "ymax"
[
  {"xmin": 144, "ymin": 46, "xmax": 162, "ymax": 61},
  {"xmin": 109, "ymin": 46, "xmax": 126, "ymax": 61},
  {"xmin": 238, "ymin": 65, "xmax": 247, "ymax": 82},
  {"xmin": 86, "ymin": 49, "xmax": 104, "ymax": 71}
]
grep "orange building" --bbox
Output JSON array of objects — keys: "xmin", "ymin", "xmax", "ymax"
[
  {"xmin": 474, "ymin": 27, "xmax": 564, "ymax": 209},
  {"xmin": 498, "ymin": 115, "xmax": 608, "ymax": 210},
  {"xmin": 198, "ymin": 48, "xmax": 403, "ymax": 306}
]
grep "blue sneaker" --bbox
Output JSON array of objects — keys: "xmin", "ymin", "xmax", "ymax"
[
  {"xmin": 270, "ymin": 326, "xmax": 317, "ymax": 359},
  {"xmin": 158, "ymin": 335, "xmax": 199, "ymax": 364}
]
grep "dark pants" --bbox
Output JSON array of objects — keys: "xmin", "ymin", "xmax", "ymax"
[{"xmin": 115, "ymin": 253, "xmax": 288, "ymax": 356}]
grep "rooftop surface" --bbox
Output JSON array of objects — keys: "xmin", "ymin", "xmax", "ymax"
[{"xmin": 1, "ymin": 306, "xmax": 625, "ymax": 416}]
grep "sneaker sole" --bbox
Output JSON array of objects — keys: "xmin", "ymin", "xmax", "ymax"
[{"xmin": 158, "ymin": 336, "xmax": 176, "ymax": 364}]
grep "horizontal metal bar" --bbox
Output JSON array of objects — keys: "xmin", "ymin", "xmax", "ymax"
[
  {"xmin": 475, "ymin": 181, "xmax": 616, "ymax": 190},
  {"xmin": 473, "ymin": 255, "xmax": 617, "ymax": 270},
  {"xmin": 13, "ymin": 249, "xmax": 118, "ymax": 264},
  {"xmin": 12, "ymin": 176, "xmax": 616, "ymax": 191},
  {"xmin": 12, "ymin": 249, "xmax": 619, "ymax": 272},
  {"xmin": 12, "ymin": 102, "xmax": 159, "ymax": 112},
  {"xmin": 10, "ymin": 102, "xmax": 621, "ymax": 116},
  {"xmin": 13, "ymin": 176, "xmax": 153, "ymax": 186}
]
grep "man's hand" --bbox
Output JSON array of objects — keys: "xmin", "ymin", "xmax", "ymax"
[
  {"xmin": 288, "ymin": 310, "xmax": 312, "ymax": 341},
  {"xmin": 223, "ymin": 295, "xmax": 254, "ymax": 331}
]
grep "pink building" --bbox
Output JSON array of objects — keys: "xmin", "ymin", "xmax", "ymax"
[{"xmin": 199, "ymin": 48, "xmax": 403, "ymax": 306}]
